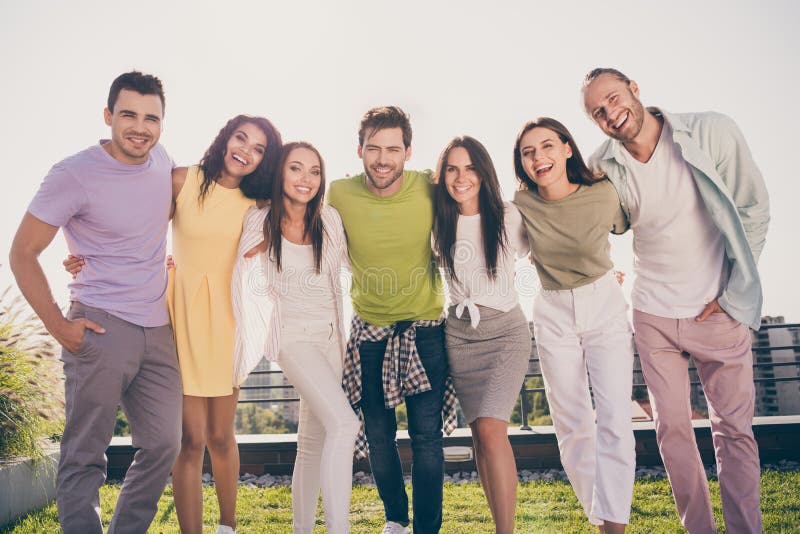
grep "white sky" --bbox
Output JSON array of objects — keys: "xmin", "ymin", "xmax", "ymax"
[{"xmin": 1, "ymin": 0, "xmax": 798, "ymax": 322}]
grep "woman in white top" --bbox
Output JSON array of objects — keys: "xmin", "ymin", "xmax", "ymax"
[
  {"xmin": 231, "ymin": 141, "xmax": 359, "ymax": 534},
  {"xmin": 432, "ymin": 136, "xmax": 531, "ymax": 534}
]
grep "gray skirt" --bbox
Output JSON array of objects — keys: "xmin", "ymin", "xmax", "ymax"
[{"xmin": 445, "ymin": 304, "xmax": 531, "ymax": 424}]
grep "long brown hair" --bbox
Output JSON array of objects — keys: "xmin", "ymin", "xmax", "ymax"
[
  {"xmin": 199, "ymin": 115, "xmax": 282, "ymax": 202},
  {"xmin": 433, "ymin": 136, "xmax": 507, "ymax": 282},
  {"xmin": 264, "ymin": 142, "xmax": 326, "ymax": 273},
  {"xmin": 513, "ymin": 117, "xmax": 604, "ymax": 191}
]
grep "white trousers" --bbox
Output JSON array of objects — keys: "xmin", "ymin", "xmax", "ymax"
[
  {"xmin": 532, "ymin": 271, "xmax": 636, "ymax": 525},
  {"xmin": 278, "ymin": 319, "xmax": 360, "ymax": 534}
]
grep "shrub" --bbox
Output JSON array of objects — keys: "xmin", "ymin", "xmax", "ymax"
[
  {"xmin": 0, "ymin": 288, "xmax": 64, "ymax": 460},
  {"xmin": 235, "ymin": 403, "xmax": 297, "ymax": 434}
]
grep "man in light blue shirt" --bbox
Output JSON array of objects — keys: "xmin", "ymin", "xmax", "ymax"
[{"xmin": 583, "ymin": 67, "xmax": 769, "ymax": 534}]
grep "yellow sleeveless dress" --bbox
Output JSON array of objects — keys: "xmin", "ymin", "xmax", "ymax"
[{"xmin": 168, "ymin": 166, "xmax": 256, "ymax": 396}]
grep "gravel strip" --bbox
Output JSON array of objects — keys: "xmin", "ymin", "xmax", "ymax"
[{"xmin": 146, "ymin": 459, "xmax": 800, "ymax": 488}]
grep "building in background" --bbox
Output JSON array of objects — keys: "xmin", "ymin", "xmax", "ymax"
[{"xmin": 753, "ymin": 316, "xmax": 800, "ymax": 416}]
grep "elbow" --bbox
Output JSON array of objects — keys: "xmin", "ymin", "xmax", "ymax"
[
  {"xmin": 8, "ymin": 237, "xmax": 37, "ymax": 278},
  {"xmin": 8, "ymin": 241, "xmax": 25, "ymax": 276}
]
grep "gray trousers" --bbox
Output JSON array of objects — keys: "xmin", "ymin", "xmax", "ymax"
[{"xmin": 58, "ymin": 302, "xmax": 182, "ymax": 534}]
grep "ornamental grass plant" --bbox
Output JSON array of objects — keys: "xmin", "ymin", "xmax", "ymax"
[{"xmin": 0, "ymin": 286, "xmax": 64, "ymax": 461}]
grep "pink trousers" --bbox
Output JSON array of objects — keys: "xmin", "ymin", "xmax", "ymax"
[{"xmin": 633, "ymin": 309, "xmax": 761, "ymax": 534}]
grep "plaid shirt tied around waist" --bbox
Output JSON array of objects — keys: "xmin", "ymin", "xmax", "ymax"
[{"xmin": 342, "ymin": 313, "xmax": 458, "ymax": 459}]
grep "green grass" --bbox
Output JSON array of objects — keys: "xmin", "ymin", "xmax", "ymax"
[{"xmin": 4, "ymin": 471, "xmax": 799, "ymax": 533}]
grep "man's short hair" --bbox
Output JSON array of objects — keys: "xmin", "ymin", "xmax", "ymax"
[
  {"xmin": 107, "ymin": 71, "xmax": 166, "ymax": 113},
  {"xmin": 358, "ymin": 106, "xmax": 412, "ymax": 148},
  {"xmin": 582, "ymin": 67, "xmax": 631, "ymax": 90}
]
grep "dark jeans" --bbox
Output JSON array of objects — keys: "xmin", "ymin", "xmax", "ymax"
[{"xmin": 359, "ymin": 324, "xmax": 448, "ymax": 534}]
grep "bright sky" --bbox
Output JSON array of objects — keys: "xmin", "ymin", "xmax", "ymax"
[{"xmin": 1, "ymin": 1, "xmax": 798, "ymax": 322}]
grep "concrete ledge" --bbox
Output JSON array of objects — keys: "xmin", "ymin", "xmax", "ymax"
[
  {"xmin": 106, "ymin": 415, "xmax": 800, "ymax": 478},
  {"xmin": 0, "ymin": 446, "xmax": 59, "ymax": 526}
]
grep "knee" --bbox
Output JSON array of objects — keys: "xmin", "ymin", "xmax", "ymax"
[
  {"xmin": 365, "ymin": 429, "xmax": 395, "ymax": 453},
  {"xmin": 552, "ymin": 409, "xmax": 595, "ymax": 440},
  {"xmin": 296, "ymin": 425, "xmax": 324, "ymax": 457},
  {"xmin": 409, "ymin": 432, "xmax": 444, "ymax": 468},
  {"xmin": 409, "ymin": 428, "xmax": 443, "ymax": 453},
  {"xmin": 328, "ymin": 420, "xmax": 360, "ymax": 453},
  {"xmin": 146, "ymin": 431, "xmax": 182, "ymax": 465},
  {"xmin": 364, "ymin": 416, "xmax": 396, "ymax": 449},
  {"xmin": 652, "ymin": 407, "xmax": 695, "ymax": 440},
  {"xmin": 712, "ymin": 416, "xmax": 755, "ymax": 442},
  {"xmin": 180, "ymin": 427, "xmax": 207, "ymax": 457},
  {"xmin": 335, "ymin": 412, "xmax": 361, "ymax": 441},
  {"xmin": 596, "ymin": 409, "xmax": 634, "ymax": 442},
  {"xmin": 472, "ymin": 424, "xmax": 509, "ymax": 457},
  {"xmin": 206, "ymin": 427, "xmax": 236, "ymax": 454}
]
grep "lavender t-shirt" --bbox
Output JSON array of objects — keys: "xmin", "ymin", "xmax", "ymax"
[{"xmin": 28, "ymin": 141, "xmax": 174, "ymax": 327}]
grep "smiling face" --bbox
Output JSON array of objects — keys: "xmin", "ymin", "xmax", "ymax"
[
  {"xmin": 223, "ymin": 122, "xmax": 267, "ymax": 178},
  {"xmin": 103, "ymin": 89, "xmax": 163, "ymax": 164},
  {"xmin": 358, "ymin": 127, "xmax": 411, "ymax": 196},
  {"xmin": 282, "ymin": 146, "xmax": 322, "ymax": 206},
  {"xmin": 518, "ymin": 127, "xmax": 573, "ymax": 192},
  {"xmin": 443, "ymin": 146, "xmax": 481, "ymax": 215},
  {"xmin": 583, "ymin": 73, "xmax": 646, "ymax": 143}
]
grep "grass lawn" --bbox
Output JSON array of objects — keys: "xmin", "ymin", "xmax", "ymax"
[{"xmin": 4, "ymin": 471, "xmax": 799, "ymax": 533}]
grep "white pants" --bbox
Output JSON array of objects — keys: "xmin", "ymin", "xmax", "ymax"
[
  {"xmin": 532, "ymin": 271, "xmax": 636, "ymax": 525},
  {"xmin": 278, "ymin": 319, "xmax": 360, "ymax": 534}
]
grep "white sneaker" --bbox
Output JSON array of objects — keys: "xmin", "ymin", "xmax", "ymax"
[
  {"xmin": 381, "ymin": 521, "xmax": 410, "ymax": 534},
  {"xmin": 215, "ymin": 526, "xmax": 235, "ymax": 534}
]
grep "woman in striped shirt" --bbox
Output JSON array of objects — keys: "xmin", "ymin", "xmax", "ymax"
[{"xmin": 232, "ymin": 141, "xmax": 359, "ymax": 534}]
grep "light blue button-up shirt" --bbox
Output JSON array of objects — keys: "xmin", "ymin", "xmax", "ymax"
[{"xmin": 589, "ymin": 108, "xmax": 770, "ymax": 330}]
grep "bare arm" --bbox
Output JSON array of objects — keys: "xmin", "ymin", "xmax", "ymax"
[
  {"xmin": 9, "ymin": 212, "xmax": 104, "ymax": 352},
  {"xmin": 170, "ymin": 166, "xmax": 189, "ymax": 219},
  {"xmin": 244, "ymin": 241, "xmax": 267, "ymax": 258}
]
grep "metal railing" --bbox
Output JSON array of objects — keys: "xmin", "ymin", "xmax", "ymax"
[
  {"xmin": 517, "ymin": 322, "xmax": 800, "ymax": 429},
  {"xmin": 236, "ymin": 322, "xmax": 800, "ymax": 431}
]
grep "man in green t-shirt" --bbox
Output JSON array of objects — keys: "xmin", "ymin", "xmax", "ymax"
[{"xmin": 328, "ymin": 106, "xmax": 454, "ymax": 534}]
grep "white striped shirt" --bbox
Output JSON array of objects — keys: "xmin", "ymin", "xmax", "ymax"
[{"xmin": 231, "ymin": 204, "xmax": 349, "ymax": 386}]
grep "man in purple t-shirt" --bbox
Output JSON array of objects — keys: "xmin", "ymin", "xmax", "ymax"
[{"xmin": 9, "ymin": 71, "xmax": 182, "ymax": 534}]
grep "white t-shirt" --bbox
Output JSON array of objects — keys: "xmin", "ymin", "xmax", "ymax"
[
  {"xmin": 620, "ymin": 122, "xmax": 726, "ymax": 318},
  {"xmin": 447, "ymin": 202, "xmax": 529, "ymax": 327},
  {"xmin": 278, "ymin": 238, "xmax": 337, "ymax": 324}
]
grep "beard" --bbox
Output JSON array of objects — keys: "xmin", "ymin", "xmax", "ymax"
[
  {"xmin": 609, "ymin": 98, "xmax": 646, "ymax": 144},
  {"xmin": 365, "ymin": 165, "xmax": 404, "ymax": 190}
]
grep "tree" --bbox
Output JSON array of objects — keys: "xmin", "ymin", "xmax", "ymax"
[
  {"xmin": 235, "ymin": 403, "xmax": 297, "ymax": 434},
  {"xmin": 509, "ymin": 376, "xmax": 551, "ymax": 426}
]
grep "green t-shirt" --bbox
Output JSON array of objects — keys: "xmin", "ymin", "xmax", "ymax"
[
  {"xmin": 328, "ymin": 170, "xmax": 444, "ymax": 326},
  {"xmin": 512, "ymin": 180, "xmax": 628, "ymax": 291}
]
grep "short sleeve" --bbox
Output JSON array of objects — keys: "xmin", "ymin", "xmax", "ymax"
[
  {"xmin": 27, "ymin": 163, "xmax": 88, "ymax": 227},
  {"xmin": 505, "ymin": 203, "xmax": 530, "ymax": 258}
]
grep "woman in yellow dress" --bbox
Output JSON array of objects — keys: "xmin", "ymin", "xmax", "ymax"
[
  {"xmin": 168, "ymin": 115, "xmax": 281, "ymax": 534},
  {"xmin": 66, "ymin": 114, "xmax": 281, "ymax": 534}
]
